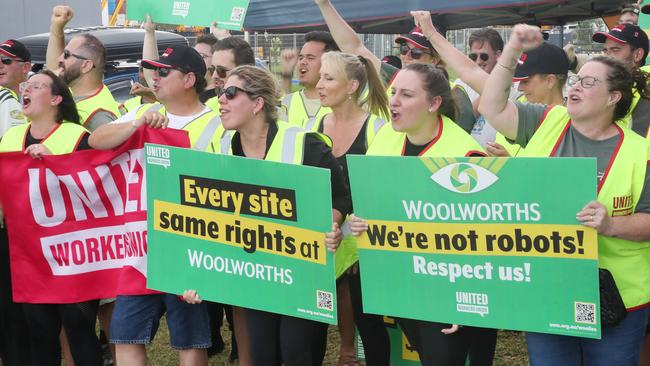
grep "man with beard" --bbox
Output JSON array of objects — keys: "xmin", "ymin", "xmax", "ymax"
[
  {"xmin": 46, "ymin": 5, "xmax": 121, "ymax": 131},
  {"xmin": 279, "ymin": 31, "xmax": 339, "ymax": 127},
  {"xmin": 204, "ymin": 36, "xmax": 256, "ymax": 114},
  {"xmin": 592, "ymin": 23, "xmax": 650, "ymax": 137}
]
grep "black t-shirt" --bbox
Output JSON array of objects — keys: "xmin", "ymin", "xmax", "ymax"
[
  {"xmin": 403, "ymin": 138, "xmax": 432, "ymax": 157},
  {"xmin": 317, "ymin": 115, "xmax": 368, "ymax": 185},
  {"xmin": 230, "ymin": 121, "xmax": 352, "ymax": 217}
]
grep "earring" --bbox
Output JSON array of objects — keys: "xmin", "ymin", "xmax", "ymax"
[
  {"xmin": 347, "ymin": 94, "xmax": 352, "ymax": 100},
  {"xmin": 252, "ymin": 110, "xmax": 257, "ymax": 116}
]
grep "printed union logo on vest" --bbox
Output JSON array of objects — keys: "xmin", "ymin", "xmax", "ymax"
[
  {"xmin": 146, "ymin": 145, "xmax": 171, "ymax": 168},
  {"xmin": 429, "ymin": 161, "xmax": 499, "ymax": 194},
  {"xmin": 172, "ymin": 1, "xmax": 191, "ymax": 17}
]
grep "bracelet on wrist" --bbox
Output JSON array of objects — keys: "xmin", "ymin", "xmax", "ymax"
[{"xmin": 281, "ymin": 72, "xmax": 293, "ymax": 79}]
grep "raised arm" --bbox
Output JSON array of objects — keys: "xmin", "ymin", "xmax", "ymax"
[
  {"xmin": 478, "ymin": 24, "xmax": 543, "ymax": 140},
  {"xmin": 411, "ymin": 11, "xmax": 488, "ymax": 93},
  {"xmin": 314, "ymin": 0, "xmax": 381, "ymax": 72},
  {"xmin": 142, "ymin": 15, "xmax": 158, "ymax": 89},
  {"xmin": 46, "ymin": 5, "xmax": 74, "ymax": 72}
]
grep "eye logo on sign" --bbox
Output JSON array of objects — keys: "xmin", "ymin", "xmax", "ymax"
[{"xmin": 422, "ymin": 158, "xmax": 505, "ymax": 195}]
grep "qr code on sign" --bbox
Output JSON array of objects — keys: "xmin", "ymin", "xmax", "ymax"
[
  {"xmin": 317, "ymin": 290, "xmax": 333, "ymax": 311},
  {"xmin": 575, "ymin": 302, "xmax": 596, "ymax": 324},
  {"xmin": 230, "ymin": 7, "xmax": 245, "ymax": 22}
]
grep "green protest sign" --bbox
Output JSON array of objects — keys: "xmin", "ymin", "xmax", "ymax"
[
  {"xmin": 348, "ymin": 156, "xmax": 601, "ymax": 338},
  {"xmin": 127, "ymin": 0, "xmax": 250, "ymax": 30},
  {"xmin": 145, "ymin": 144, "xmax": 337, "ymax": 324}
]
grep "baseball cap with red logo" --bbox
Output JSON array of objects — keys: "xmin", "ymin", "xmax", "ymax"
[
  {"xmin": 0, "ymin": 39, "xmax": 31, "ymax": 62},
  {"xmin": 513, "ymin": 43, "xmax": 570, "ymax": 81},
  {"xmin": 395, "ymin": 27, "xmax": 434, "ymax": 51},
  {"xmin": 141, "ymin": 45, "xmax": 206, "ymax": 77},
  {"xmin": 592, "ymin": 23, "xmax": 649, "ymax": 64}
]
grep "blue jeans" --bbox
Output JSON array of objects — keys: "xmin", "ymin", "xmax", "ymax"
[
  {"xmin": 109, "ymin": 294, "xmax": 210, "ymax": 350},
  {"xmin": 527, "ymin": 306, "xmax": 650, "ymax": 366}
]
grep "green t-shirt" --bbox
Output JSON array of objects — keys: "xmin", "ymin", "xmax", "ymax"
[{"xmin": 515, "ymin": 102, "xmax": 650, "ymax": 213}]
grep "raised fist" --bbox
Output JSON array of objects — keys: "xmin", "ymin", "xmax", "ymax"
[{"xmin": 51, "ymin": 5, "xmax": 74, "ymax": 29}]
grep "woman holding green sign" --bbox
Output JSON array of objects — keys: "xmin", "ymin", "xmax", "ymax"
[
  {"xmin": 183, "ymin": 65, "xmax": 349, "ymax": 366},
  {"xmin": 478, "ymin": 24, "xmax": 650, "ymax": 366},
  {"xmin": 350, "ymin": 62, "xmax": 494, "ymax": 366},
  {"xmin": 312, "ymin": 50, "xmax": 392, "ymax": 366}
]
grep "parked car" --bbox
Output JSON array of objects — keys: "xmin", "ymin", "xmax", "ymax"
[{"xmin": 18, "ymin": 27, "xmax": 188, "ymax": 103}]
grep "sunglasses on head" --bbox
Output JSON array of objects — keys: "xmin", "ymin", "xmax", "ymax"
[
  {"xmin": 219, "ymin": 85, "xmax": 254, "ymax": 100},
  {"xmin": 399, "ymin": 43, "xmax": 431, "ymax": 60},
  {"xmin": 468, "ymin": 52, "xmax": 490, "ymax": 62},
  {"xmin": 1, "ymin": 56, "xmax": 23, "ymax": 65},
  {"xmin": 214, "ymin": 65, "xmax": 231, "ymax": 79}
]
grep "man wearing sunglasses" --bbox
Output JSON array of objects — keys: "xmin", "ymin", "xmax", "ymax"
[
  {"xmin": 89, "ymin": 45, "xmax": 223, "ymax": 366},
  {"xmin": 0, "ymin": 37, "xmax": 32, "ymax": 366},
  {"xmin": 0, "ymin": 39, "xmax": 29, "ymax": 138},
  {"xmin": 45, "ymin": 5, "xmax": 121, "ymax": 131},
  {"xmin": 205, "ymin": 36, "xmax": 256, "ymax": 114}
]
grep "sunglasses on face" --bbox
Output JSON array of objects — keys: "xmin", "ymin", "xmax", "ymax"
[
  {"xmin": 0, "ymin": 56, "xmax": 22, "ymax": 65},
  {"xmin": 156, "ymin": 67, "xmax": 188, "ymax": 78},
  {"xmin": 219, "ymin": 85, "xmax": 254, "ymax": 100},
  {"xmin": 399, "ymin": 44, "xmax": 431, "ymax": 60},
  {"xmin": 468, "ymin": 52, "xmax": 490, "ymax": 62},
  {"xmin": 63, "ymin": 49, "xmax": 90, "ymax": 61},
  {"xmin": 214, "ymin": 65, "xmax": 231, "ymax": 79}
]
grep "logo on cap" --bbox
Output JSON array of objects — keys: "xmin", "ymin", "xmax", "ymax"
[
  {"xmin": 517, "ymin": 53, "xmax": 527, "ymax": 65},
  {"xmin": 162, "ymin": 48, "xmax": 174, "ymax": 58}
]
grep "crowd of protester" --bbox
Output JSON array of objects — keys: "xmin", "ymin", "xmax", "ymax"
[{"xmin": 0, "ymin": 1, "xmax": 649, "ymax": 365}]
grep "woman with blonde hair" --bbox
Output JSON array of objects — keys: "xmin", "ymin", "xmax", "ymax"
[{"xmin": 308, "ymin": 50, "xmax": 392, "ymax": 365}]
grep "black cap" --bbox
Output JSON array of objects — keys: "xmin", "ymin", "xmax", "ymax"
[
  {"xmin": 141, "ymin": 45, "xmax": 206, "ymax": 78},
  {"xmin": 513, "ymin": 43, "xmax": 570, "ymax": 81},
  {"xmin": 0, "ymin": 39, "xmax": 31, "ymax": 62},
  {"xmin": 395, "ymin": 27, "xmax": 434, "ymax": 51},
  {"xmin": 593, "ymin": 23, "xmax": 649, "ymax": 64}
]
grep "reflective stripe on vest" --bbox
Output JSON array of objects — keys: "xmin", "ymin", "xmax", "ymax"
[
  {"xmin": 304, "ymin": 114, "xmax": 387, "ymax": 148},
  {"xmin": 135, "ymin": 103, "xmax": 224, "ymax": 151},
  {"xmin": 0, "ymin": 122, "xmax": 88, "ymax": 154},
  {"xmin": 367, "ymin": 114, "xmax": 485, "ymax": 157},
  {"xmin": 75, "ymin": 84, "xmax": 122, "ymax": 127},
  {"xmin": 521, "ymin": 105, "xmax": 650, "ymax": 309},
  {"xmin": 221, "ymin": 121, "xmax": 331, "ymax": 164},
  {"xmin": 281, "ymin": 91, "xmax": 331, "ymax": 127}
]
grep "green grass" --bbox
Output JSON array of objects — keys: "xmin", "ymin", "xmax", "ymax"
[{"xmin": 144, "ymin": 318, "xmax": 528, "ymax": 365}]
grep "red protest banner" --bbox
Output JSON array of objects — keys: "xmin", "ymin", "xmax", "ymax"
[{"xmin": 0, "ymin": 126, "xmax": 189, "ymax": 303}]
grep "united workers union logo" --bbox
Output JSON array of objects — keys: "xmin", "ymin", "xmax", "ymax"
[{"xmin": 423, "ymin": 157, "xmax": 504, "ymax": 194}]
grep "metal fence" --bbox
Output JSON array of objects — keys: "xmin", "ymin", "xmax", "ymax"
[{"xmin": 187, "ymin": 18, "xmax": 607, "ymax": 72}]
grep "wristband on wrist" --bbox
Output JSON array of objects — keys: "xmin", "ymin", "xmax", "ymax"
[{"xmin": 281, "ymin": 72, "xmax": 293, "ymax": 79}]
